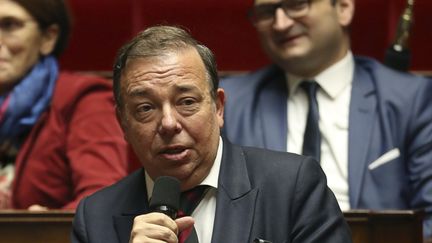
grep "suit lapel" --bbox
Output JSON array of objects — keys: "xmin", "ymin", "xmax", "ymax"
[
  {"xmin": 112, "ymin": 144, "xmax": 259, "ymax": 243},
  {"xmin": 113, "ymin": 169, "xmax": 150, "ymax": 243},
  {"xmin": 113, "ymin": 215, "xmax": 136, "ymax": 243},
  {"xmin": 348, "ymin": 62, "xmax": 377, "ymax": 207},
  {"xmin": 211, "ymin": 140, "xmax": 258, "ymax": 243},
  {"xmin": 258, "ymin": 67, "xmax": 288, "ymax": 152}
]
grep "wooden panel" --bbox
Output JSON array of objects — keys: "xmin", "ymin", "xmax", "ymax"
[
  {"xmin": 344, "ymin": 209, "xmax": 425, "ymax": 243},
  {"xmin": 0, "ymin": 210, "xmax": 74, "ymax": 243},
  {"xmin": 0, "ymin": 209, "xmax": 428, "ymax": 243}
]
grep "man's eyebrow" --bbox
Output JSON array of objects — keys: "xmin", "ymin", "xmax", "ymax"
[
  {"xmin": 125, "ymin": 84, "xmax": 203, "ymax": 98},
  {"xmin": 175, "ymin": 84, "xmax": 201, "ymax": 93},
  {"xmin": 127, "ymin": 87, "xmax": 151, "ymax": 98}
]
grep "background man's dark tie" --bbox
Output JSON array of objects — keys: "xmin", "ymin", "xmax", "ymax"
[
  {"xmin": 300, "ymin": 81, "xmax": 321, "ymax": 162},
  {"xmin": 178, "ymin": 185, "xmax": 209, "ymax": 243}
]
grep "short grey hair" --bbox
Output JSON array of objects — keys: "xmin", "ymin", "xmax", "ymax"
[{"xmin": 113, "ymin": 25, "xmax": 219, "ymax": 108}]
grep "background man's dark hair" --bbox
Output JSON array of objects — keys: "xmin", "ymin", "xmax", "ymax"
[{"xmin": 113, "ymin": 25, "xmax": 219, "ymax": 108}]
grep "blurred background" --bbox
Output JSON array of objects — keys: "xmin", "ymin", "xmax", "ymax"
[{"xmin": 60, "ymin": 0, "xmax": 432, "ymax": 73}]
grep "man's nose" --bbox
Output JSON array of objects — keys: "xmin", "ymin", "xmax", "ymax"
[
  {"xmin": 273, "ymin": 8, "xmax": 295, "ymax": 31},
  {"xmin": 158, "ymin": 106, "xmax": 182, "ymax": 135}
]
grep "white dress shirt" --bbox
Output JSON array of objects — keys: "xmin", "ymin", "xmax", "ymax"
[
  {"xmin": 146, "ymin": 137, "xmax": 222, "ymax": 243},
  {"xmin": 286, "ymin": 51, "xmax": 354, "ymax": 210}
]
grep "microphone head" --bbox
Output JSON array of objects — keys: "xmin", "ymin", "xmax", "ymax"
[{"xmin": 149, "ymin": 176, "xmax": 181, "ymax": 218}]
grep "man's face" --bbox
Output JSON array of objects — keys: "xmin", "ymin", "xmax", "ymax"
[
  {"xmin": 117, "ymin": 48, "xmax": 225, "ymax": 191},
  {"xmin": 254, "ymin": 0, "xmax": 353, "ymax": 76}
]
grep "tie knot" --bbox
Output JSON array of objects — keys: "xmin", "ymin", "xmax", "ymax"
[
  {"xmin": 179, "ymin": 185, "xmax": 209, "ymax": 216},
  {"xmin": 300, "ymin": 80, "xmax": 319, "ymax": 96}
]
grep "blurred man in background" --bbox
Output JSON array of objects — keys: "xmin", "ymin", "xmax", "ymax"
[{"xmin": 221, "ymin": 0, "xmax": 432, "ymax": 238}]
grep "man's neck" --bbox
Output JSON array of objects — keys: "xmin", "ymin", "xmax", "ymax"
[
  {"xmin": 287, "ymin": 50, "xmax": 352, "ymax": 79},
  {"xmin": 283, "ymin": 39, "xmax": 351, "ymax": 78}
]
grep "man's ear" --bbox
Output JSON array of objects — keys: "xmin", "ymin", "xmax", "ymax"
[
  {"xmin": 336, "ymin": 0, "xmax": 355, "ymax": 27},
  {"xmin": 215, "ymin": 88, "xmax": 225, "ymax": 128},
  {"xmin": 40, "ymin": 24, "xmax": 59, "ymax": 56}
]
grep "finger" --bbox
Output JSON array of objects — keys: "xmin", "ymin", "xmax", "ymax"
[
  {"xmin": 175, "ymin": 216, "xmax": 195, "ymax": 234},
  {"xmin": 129, "ymin": 213, "xmax": 179, "ymax": 242},
  {"xmin": 137, "ymin": 212, "xmax": 179, "ymax": 231}
]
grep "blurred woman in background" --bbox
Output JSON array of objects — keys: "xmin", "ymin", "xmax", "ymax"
[{"xmin": 0, "ymin": 0, "xmax": 129, "ymax": 209}]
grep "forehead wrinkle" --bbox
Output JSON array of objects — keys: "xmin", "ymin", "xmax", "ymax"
[
  {"xmin": 129, "ymin": 64, "xmax": 203, "ymax": 84},
  {"xmin": 134, "ymin": 64, "xmax": 176, "ymax": 80},
  {"xmin": 126, "ymin": 82, "xmax": 204, "ymax": 99},
  {"xmin": 124, "ymin": 75, "xmax": 206, "ymax": 100},
  {"xmin": 125, "ymin": 63, "xmax": 205, "ymax": 92},
  {"xmin": 121, "ymin": 50, "xmax": 209, "ymax": 100}
]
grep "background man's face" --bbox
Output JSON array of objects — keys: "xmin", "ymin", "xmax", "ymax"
[
  {"xmin": 117, "ymin": 48, "xmax": 224, "ymax": 190},
  {"xmin": 255, "ymin": 0, "xmax": 351, "ymax": 74}
]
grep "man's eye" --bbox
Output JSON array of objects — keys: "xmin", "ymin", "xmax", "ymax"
[
  {"xmin": 178, "ymin": 98, "xmax": 200, "ymax": 115},
  {"xmin": 137, "ymin": 104, "xmax": 153, "ymax": 113},
  {"xmin": 289, "ymin": 1, "xmax": 308, "ymax": 10},
  {"xmin": 181, "ymin": 98, "xmax": 196, "ymax": 106},
  {"xmin": 0, "ymin": 18, "xmax": 25, "ymax": 32},
  {"xmin": 254, "ymin": 5, "xmax": 277, "ymax": 19}
]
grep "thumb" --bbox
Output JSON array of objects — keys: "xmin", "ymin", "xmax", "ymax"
[{"xmin": 175, "ymin": 216, "xmax": 195, "ymax": 234}]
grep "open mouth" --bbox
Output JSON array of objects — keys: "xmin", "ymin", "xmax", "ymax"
[
  {"xmin": 163, "ymin": 148, "xmax": 186, "ymax": 154},
  {"xmin": 159, "ymin": 146, "xmax": 189, "ymax": 161}
]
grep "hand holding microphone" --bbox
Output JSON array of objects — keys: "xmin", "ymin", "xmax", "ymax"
[
  {"xmin": 129, "ymin": 176, "xmax": 194, "ymax": 243},
  {"xmin": 149, "ymin": 176, "xmax": 181, "ymax": 219}
]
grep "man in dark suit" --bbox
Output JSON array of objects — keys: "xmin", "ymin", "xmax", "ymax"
[
  {"xmin": 220, "ymin": 0, "xmax": 432, "ymax": 238},
  {"xmin": 71, "ymin": 25, "xmax": 351, "ymax": 243}
]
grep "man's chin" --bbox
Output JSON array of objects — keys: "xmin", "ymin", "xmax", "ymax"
[
  {"xmin": 164, "ymin": 163, "xmax": 195, "ymax": 180},
  {"xmin": 268, "ymin": 43, "xmax": 308, "ymax": 61},
  {"xmin": 272, "ymin": 51, "xmax": 308, "ymax": 65}
]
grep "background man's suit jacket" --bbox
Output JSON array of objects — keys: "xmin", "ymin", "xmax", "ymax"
[
  {"xmin": 72, "ymin": 139, "xmax": 351, "ymax": 243},
  {"xmin": 220, "ymin": 56, "xmax": 432, "ymax": 237}
]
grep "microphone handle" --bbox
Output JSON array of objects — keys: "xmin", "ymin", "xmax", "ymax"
[{"xmin": 152, "ymin": 205, "xmax": 178, "ymax": 219}]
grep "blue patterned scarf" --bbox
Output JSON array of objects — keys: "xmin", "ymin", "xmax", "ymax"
[{"xmin": 0, "ymin": 56, "xmax": 58, "ymax": 149}]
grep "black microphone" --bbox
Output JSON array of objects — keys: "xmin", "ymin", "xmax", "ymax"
[
  {"xmin": 149, "ymin": 176, "xmax": 181, "ymax": 219},
  {"xmin": 384, "ymin": 0, "xmax": 414, "ymax": 72}
]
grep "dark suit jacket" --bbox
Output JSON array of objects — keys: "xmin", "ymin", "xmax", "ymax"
[
  {"xmin": 220, "ymin": 56, "xmax": 432, "ymax": 237},
  {"xmin": 72, "ymin": 139, "xmax": 351, "ymax": 243}
]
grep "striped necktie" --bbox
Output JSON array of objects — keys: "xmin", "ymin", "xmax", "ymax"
[{"xmin": 178, "ymin": 185, "xmax": 209, "ymax": 243}]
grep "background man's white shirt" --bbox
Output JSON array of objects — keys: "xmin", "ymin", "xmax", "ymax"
[{"xmin": 286, "ymin": 51, "xmax": 354, "ymax": 210}]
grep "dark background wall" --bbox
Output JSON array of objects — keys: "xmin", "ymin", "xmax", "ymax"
[{"xmin": 59, "ymin": 0, "xmax": 432, "ymax": 72}]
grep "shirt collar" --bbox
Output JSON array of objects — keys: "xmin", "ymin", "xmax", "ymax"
[
  {"xmin": 286, "ymin": 51, "xmax": 354, "ymax": 99},
  {"xmin": 146, "ymin": 136, "xmax": 222, "ymax": 200}
]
